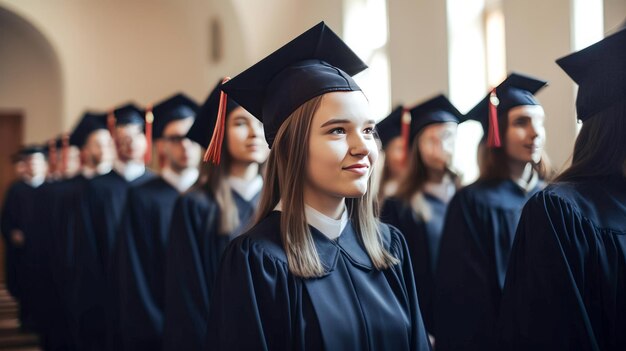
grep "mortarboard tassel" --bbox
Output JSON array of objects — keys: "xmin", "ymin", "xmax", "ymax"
[
  {"xmin": 107, "ymin": 109, "xmax": 116, "ymax": 136},
  {"xmin": 144, "ymin": 105, "xmax": 154, "ymax": 164},
  {"xmin": 204, "ymin": 77, "xmax": 231, "ymax": 164},
  {"xmin": 48, "ymin": 138, "xmax": 58, "ymax": 175},
  {"xmin": 401, "ymin": 107, "xmax": 411, "ymax": 165},
  {"xmin": 487, "ymin": 88, "xmax": 502, "ymax": 148},
  {"xmin": 61, "ymin": 133, "xmax": 70, "ymax": 174}
]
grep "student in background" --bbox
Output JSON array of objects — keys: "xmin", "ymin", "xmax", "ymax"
[
  {"xmin": 162, "ymin": 81, "xmax": 268, "ymax": 351},
  {"xmin": 116, "ymin": 93, "xmax": 201, "ymax": 351},
  {"xmin": 381, "ymin": 94, "xmax": 462, "ymax": 341},
  {"xmin": 375, "ymin": 105, "xmax": 409, "ymax": 200},
  {"xmin": 434, "ymin": 73, "xmax": 552, "ymax": 351}
]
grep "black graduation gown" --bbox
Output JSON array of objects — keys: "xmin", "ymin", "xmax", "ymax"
[
  {"xmin": 433, "ymin": 179, "xmax": 542, "ymax": 351},
  {"xmin": 71, "ymin": 170, "xmax": 155, "ymax": 351},
  {"xmin": 162, "ymin": 188, "xmax": 260, "ymax": 351},
  {"xmin": 116, "ymin": 177, "xmax": 180, "ymax": 351},
  {"xmin": 0, "ymin": 180, "xmax": 43, "ymax": 330},
  {"xmin": 497, "ymin": 175, "xmax": 626, "ymax": 351},
  {"xmin": 381, "ymin": 193, "xmax": 449, "ymax": 333},
  {"xmin": 206, "ymin": 211, "xmax": 432, "ymax": 351}
]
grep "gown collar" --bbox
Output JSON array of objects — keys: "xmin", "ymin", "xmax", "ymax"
[
  {"xmin": 161, "ymin": 167, "xmax": 199, "ymax": 193},
  {"xmin": 114, "ymin": 160, "xmax": 146, "ymax": 182},
  {"xmin": 228, "ymin": 175, "xmax": 263, "ymax": 201}
]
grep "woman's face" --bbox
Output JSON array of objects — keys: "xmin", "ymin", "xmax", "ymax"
[
  {"xmin": 384, "ymin": 136, "xmax": 406, "ymax": 178},
  {"xmin": 226, "ymin": 106, "xmax": 269, "ymax": 164},
  {"xmin": 505, "ymin": 105, "xmax": 545, "ymax": 164},
  {"xmin": 306, "ymin": 91, "xmax": 379, "ymax": 198},
  {"xmin": 418, "ymin": 122, "xmax": 457, "ymax": 172}
]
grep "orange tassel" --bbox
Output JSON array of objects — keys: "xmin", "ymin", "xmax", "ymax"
[
  {"xmin": 204, "ymin": 77, "xmax": 231, "ymax": 164},
  {"xmin": 107, "ymin": 109, "xmax": 116, "ymax": 136},
  {"xmin": 487, "ymin": 88, "xmax": 501, "ymax": 148},
  {"xmin": 61, "ymin": 133, "xmax": 70, "ymax": 174},
  {"xmin": 401, "ymin": 107, "xmax": 411, "ymax": 166},
  {"xmin": 144, "ymin": 105, "xmax": 154, "ymax": 164}
]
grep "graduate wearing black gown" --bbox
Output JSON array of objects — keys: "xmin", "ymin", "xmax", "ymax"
[
  {"xmin": 498, "ymin": 25, "xmax": 626, "ymax": 351},
  {"xmin": 381, "ymin": 95, "xmax": 462, "ymax": 335},
  {"xmin": 162, "ymin": 81, "xmax": 267, "ymax": 351},
  {"xmin": 115, "ymin": 93, "xmax": 201, "ymax": 351},
  {"xmin": 72, "ymin": 103, "xmax": 155, "ymax": 351},
  {"xmin": 0, "ymin": 146, "xmax": 48, "ymax": 331},
  {"xmin": 434, "ymin": 73, "xmax": 551, "ymax": 351},
  {"xmin": 31, "ymin": 113, "xmax": 113, "ymax": 351},
  {"xmin": 205, "ymin": 22, "xmax": 431, "ymax": 351}
]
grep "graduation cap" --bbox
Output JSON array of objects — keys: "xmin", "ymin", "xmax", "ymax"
[
  {"xmin": 465, "ymin": 73, "xmax": 548, "ymax": 148},
  {"xmin": 187, "ymin": 79, "xmax": 240, "ymax": 149},
  {"xmin": 556, "ymin": 25, "xmax": 626, "ymax": 121},
  {"xmin": 204, "ymin": 21, "xmax": 367, "ymax": 163},
  {"xmin": 18, "ymin": 144, "xmax": 47, "ymax": 157},
  {"xmin": 112, "ymin": 103, "xmax": 145, "ymax": 127},
  {"xmin": 408, "ymin": 94, "xmax": 462, "ymax": 144},
  {"xmin": 376, "ymin": 105, "xmax": 409, "ymax": 149},
  {"xmin": 70, "ymin": 112, "xmax": 109, "ymax": 148},
  {"xmin": 151, "ymin": 93, "xmax": 199, "ymax": 140}
]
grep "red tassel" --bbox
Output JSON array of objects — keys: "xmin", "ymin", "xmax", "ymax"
[
  {"xmin": 61, "ymin": 133, "xmax": 70, "ymax": 174},
  {"xmin": 401, "ymin": 107, "xmax": 411, "ymax": 166},
  {"xmin": 204, "ymin": 77, "xmax": 231, "ymax": 164},
  {"xmin": 144, "ymin": 105, "xmax": 154, "ymax": 164},
  {"xmin": 48, "ymin": 139, "xmax": 58, "ymax": 175},
  {"xmin": 487, "ymin": 88, "xmax": 502, "ymax": 148},
  {"xmin": 107, "ymin": 109, "xmax": 116, "ymax": 136}
]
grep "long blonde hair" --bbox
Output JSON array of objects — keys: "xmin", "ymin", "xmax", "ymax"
[{"xmin": 255, "ymin": 95, "xmax": 399, "ymax": 278}]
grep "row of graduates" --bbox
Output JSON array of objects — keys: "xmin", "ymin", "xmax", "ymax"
[{"xmin": 1, "ymin": 20, "xmax": 625, "ymax": 351}]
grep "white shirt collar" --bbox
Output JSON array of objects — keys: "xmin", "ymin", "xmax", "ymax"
[
  {"xmin": 513, "ymin": 163, "xmax": 539, "ymax": 193},
  {"xmin": 25, "ymin": 175, "xmax": 45, "ymax": 188},
  {"xmin": 423, "ymin": 174, "xmax": 456, "ymax": 203},
  {"xmin": 228, "ymin": 175, "xmax": 263, "ymax": 201},
  {"xmin": 114, "ymin": 160, "xmax": 145, "ymax": 182},
  {"xmin": 161, "ymin": 167, "xmax": 199, "ymax": 193},
  {"xmin": 274, "ymin": 200, "xmax": 349, "ymax": 240},
  {"xmin": 82, "ymin": 163, "xmax": 112, "ymax": 179}
]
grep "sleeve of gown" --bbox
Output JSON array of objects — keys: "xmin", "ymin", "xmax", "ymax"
[
  {"xmin": 1, "ymin": 185, "xmax": 19, "ymax": 239},
  {"xmin": 162, "ymin": 195, "xmax": 213, "ymax": 351},
  {"xmin": 206, "ymin": 236, "xmax": 294, "ymax": 351},
  {"xmin": 433, "ymin": 191, "xmax": 499, "ymax": 348},
  {"xmin": 380, "ymin": 198, "xmax": 401, "ymax": 228},
  {"xmin": 386, "ymin": 225, "xmax": 432, "ymax": 351},
  {"xmin": 497, "ymin": 192, "xmax": 600, "ymax": 351}
]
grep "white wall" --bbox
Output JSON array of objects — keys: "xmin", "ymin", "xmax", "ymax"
[
  {"xmin": 503, "ymin": 0, "xmax": 577, "ymax": 171},
  {"xmin": 0, "ymin": 6, "xmax": 62, "ymax": 144},
  {"xmin": 0, "ymin": 0, "xmax": 247, "ymax": 135}
]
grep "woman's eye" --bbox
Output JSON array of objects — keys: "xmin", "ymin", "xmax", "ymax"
[
  {"xmin": 363, "ymin": 127, "xmax": 374, "ymax": 134},
  {"xmin": 329, "ymin": 128, "xmax": 346, "ymax": 135}
]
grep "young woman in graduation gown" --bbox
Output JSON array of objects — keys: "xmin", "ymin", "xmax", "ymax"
[
  {"xmin": 161, "ymin": 81, "xmax": 268, "ymax": 351},
  {"xmin": 433, "ymin": 73, "xmax": 553, "ymax": 351},
  {"xmin": 381, "ymin": 95, "xmax": 462, "ymax": 339},
  {"xmin": 205, "ymin": 22, "xmax": 431, "ymax": 351},
  {"xmin": 498, "ymin": 26, "xmax": 626, "ymax": 351}
]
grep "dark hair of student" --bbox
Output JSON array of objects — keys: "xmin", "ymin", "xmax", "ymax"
[{"xmin": 555, "ymin": 100, "xmax": 626, "ymax": 182}]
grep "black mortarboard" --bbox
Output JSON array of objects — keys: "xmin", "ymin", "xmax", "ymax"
[
  {"xmin": 219, "ymin": 21, "xmax": 367, "ymax": 149},
  {"xmin": 187, "ymin": 79, "xmax": 240, "ymax": 149},
  {"xmin": 408, "ymin": 94, "xmax": 462, "ymax": 144},
  {"xmin": 465, "ymin": 72, "xmax": 548, "ymax": 147},
  {"xmin": 376, "ymin": 105, "xmax": 408, "ymax": 149},
  {"xmin": 19, "ymin": 144, "xmax": 47, "ymax": 156},
  {"xmin": 556, "ymin": 25, "xmax": 626, "ymax": 121},
  {"xmin": 70, "ymin": 112, "xmax": 109, "ymax": 147},
  {"xmin": 152, "ymin": 93, "xmax": 199, "ymax": 139},
  {"xmin": 113, "ymin": 103, "xmax": 145, "ymax": 127}
]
